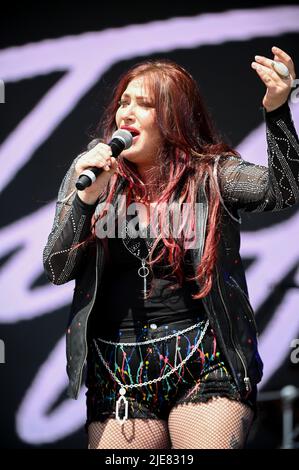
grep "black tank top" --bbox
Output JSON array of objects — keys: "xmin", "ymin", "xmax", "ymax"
[{"xmin": 91, "ymin": 213, "xmax": 206, "ymax": 330}]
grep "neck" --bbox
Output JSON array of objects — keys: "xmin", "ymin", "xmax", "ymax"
[
  {"xmin": 135, "ymin": 164, "xmax": 155, "ymax": 185},
  {"xmin": 132, "ymin": 164, "xmax": 153, "ymax": 202}
]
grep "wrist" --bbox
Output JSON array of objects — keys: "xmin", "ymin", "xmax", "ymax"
[{"xmin": 263, "ymin": 100, "xmax": 290, "ymax": 118}]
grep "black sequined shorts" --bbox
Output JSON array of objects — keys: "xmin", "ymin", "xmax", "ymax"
[{"xmin": 85, "ymin": 315, "xmax": 257, "ymax": 431}]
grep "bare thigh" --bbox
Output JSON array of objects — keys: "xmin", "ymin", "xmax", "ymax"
[
  {"xmin": 88, "ymin": 417, "xmax": 172, "ymax": 449},
  {"xmin": 168, "ymin": 397, "xmax": 254, "ymax": 449}
]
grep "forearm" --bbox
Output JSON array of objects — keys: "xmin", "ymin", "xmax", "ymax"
[
  {"xmin": 218, "ymin": 100, "xmax": 299, "ymax": 214},
  {"xmin": 261, "ymin": 100, "xmax": 299, "ymax": 210},
  {"xmin": 43, "ymin": 193, "xmax": 97, "ymax": 284}
]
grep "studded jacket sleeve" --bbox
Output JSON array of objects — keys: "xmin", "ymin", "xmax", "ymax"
[
  {"xmin": 43, "ymin": 154, "xmax": 100, "ymax": 285},
  {"xmin": 218, "ymin": 100, "xmax": 299, "ymax": 213}
]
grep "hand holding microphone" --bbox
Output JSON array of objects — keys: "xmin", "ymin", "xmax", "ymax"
[{"xmin": 74, "ymin": 129, "xmax": 132, "ymax": 205}]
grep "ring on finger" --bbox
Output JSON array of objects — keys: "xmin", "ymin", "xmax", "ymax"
[{"xmin": 271, "ymin": 60, "xmax": 290, "ymax": 79}]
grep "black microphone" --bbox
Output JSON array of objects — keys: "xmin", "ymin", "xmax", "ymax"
[{"xmin": 75, "ymin": 129, "xmax": 133, "ymax": 190}]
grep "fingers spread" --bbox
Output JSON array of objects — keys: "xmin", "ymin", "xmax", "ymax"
[
  {"xmin": 253, "ymin": 48, "xmax": 295, "ymax": 82},
  {"xmin": 253, "ymin": 56, "xmax": 289, "ymax": 81}
]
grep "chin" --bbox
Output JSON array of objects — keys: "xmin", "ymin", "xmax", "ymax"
[{"xmin": 122, "ymin": 149, "xmax": 141, "ymax": 161}]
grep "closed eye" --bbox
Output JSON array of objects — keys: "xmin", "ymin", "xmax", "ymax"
[
  {"xmin": 118, "ymin": 100, "xmax": 129, "ymax": 107},
  {"xmin": 139, "ymin": 101, "xmax": 155, "ymax": 108},
  {"xmin": 118, "ymin": 99, "xmax": 154, "ymax": 108}
]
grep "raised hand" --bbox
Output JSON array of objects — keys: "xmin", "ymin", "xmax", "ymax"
[{"xmin": 251, "ymin": 46, "xmax": 296, "ymax": 112}]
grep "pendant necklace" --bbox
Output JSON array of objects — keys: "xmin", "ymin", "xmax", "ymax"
[{"xmin": 121, "ymin": 215, "xmax": 156, "ymax": 299}]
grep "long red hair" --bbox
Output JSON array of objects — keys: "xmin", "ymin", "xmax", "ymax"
[{"xmin": 76, "ymin": 59, "xmax": 240, "ymax": 299}]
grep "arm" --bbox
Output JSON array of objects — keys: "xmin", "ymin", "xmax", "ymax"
[
  {"xmin": 43, "ymin": 139, "xmax": 121, "ymax": 285},
  {"xmin": 42, "ymin": 155, "xmax": 99, "ymax": 285},
  {"xmin": 218, "ymin": 100, "xmax": 299, "ymax": 213},
  {"xmin": 218, "ymin": 46, "xmax": 298, "ymax": 214}
]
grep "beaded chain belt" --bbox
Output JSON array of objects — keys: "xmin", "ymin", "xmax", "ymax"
[{"xmin": 92, "ymin": 318, "xmax": 210, "ymax": 423}]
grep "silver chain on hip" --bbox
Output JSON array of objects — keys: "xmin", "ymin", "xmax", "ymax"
[
  {"xmin": 95, "ymin": 319, "xmax": 207, "ymax": 346},
  {"xmin": 92, "ymin": 318, "xmax": 210, "ymax": 423}
]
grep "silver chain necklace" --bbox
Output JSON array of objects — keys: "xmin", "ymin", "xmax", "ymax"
[
  {"xmin": 121, "ymin": 216, "xmax": 156, "ymax": 299},
  {"xmin": 93, "ymin": 318, "xmax": 210, "ymax": 423}
]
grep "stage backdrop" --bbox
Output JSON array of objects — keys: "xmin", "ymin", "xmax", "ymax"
[{"xmin": 1, "ymin": 1, "xmax": 299, "ymax": 448}]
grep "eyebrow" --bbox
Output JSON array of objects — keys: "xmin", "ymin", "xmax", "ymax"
[{"xmin": 121, "ymin": 93, "xmax": 151, "ymax": 100}]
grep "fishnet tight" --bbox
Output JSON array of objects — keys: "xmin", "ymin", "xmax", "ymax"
[
  {"xmin": 87, "ymin": 396, "xmax": 254, "ymax": 449},
  {"xmin": 168, "ymin": 396, "xmax": 254, "ymax": 449},
  {"xmin": 88, "ymin": 417, "xmax": 171, "ymax": 449}
]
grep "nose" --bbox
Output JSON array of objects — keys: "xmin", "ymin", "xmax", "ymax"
[{"xmin": 120, "ymin": 102, "xmax": 136, "ymax": 123}]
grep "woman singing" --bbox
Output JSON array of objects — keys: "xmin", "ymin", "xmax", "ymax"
[{"xmin": 43, "ymin": 46, "xmax": 298, "ymax": 449}]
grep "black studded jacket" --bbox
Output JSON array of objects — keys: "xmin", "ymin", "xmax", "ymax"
[{"xmin": 43, "ymin": 100, "xmax": 299, "ymax": 399}]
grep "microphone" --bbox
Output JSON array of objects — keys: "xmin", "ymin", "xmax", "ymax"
[{"xmin": 75, "ymin": 129, "xmax": 133, "ymax": 190}]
